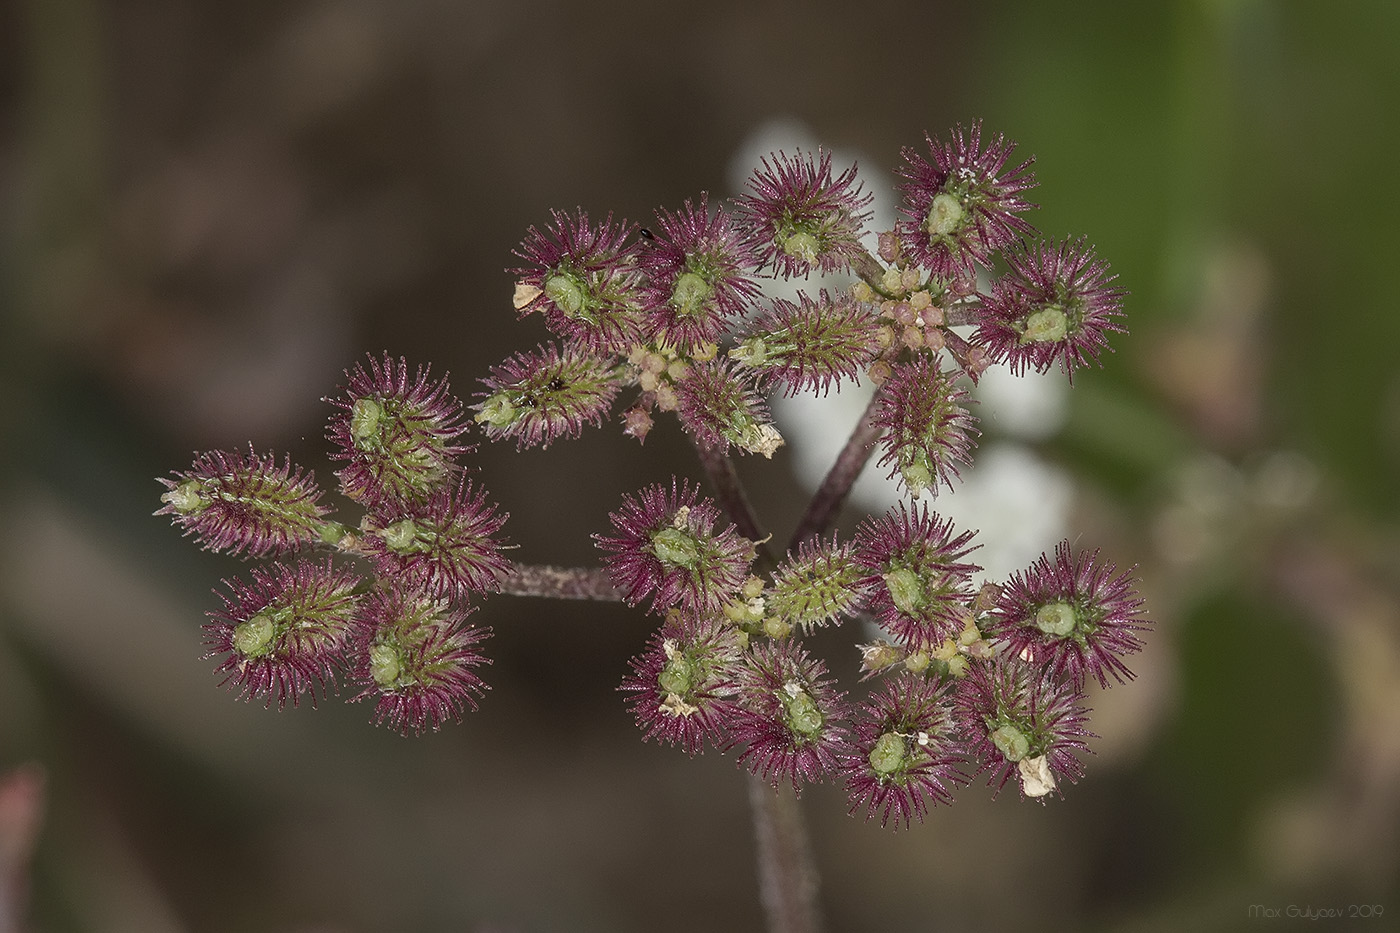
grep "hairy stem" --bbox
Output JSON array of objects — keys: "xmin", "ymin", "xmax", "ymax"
[
  {"xmin": 498, "ymin": 564, "xmax": 623, "ymax": 600},
  {"xmin": 688, "ymin": 437, "xmax": 821, "ymax": 933},
  {"xmin": 748, "ymin": 775, "xmax": 823, "ymax": 933},
  {"xmin": 849, "ymin": 247, "xmax": 887, "ymax": 294},
  {"xmin": 787, "ymin": 386, "xmax": 887, "ymax": 551},
  {"xmin": 691, "ymin": 439, "xmax": 778, "ymax": 575}
]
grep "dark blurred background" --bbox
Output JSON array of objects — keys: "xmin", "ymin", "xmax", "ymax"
[{"xmin": 3, "ymin": 1, "xmax": 1399, "ymax": 931}]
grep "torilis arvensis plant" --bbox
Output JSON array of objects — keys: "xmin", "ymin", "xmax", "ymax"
[{"xmin": 159, "ymin": 123, "xmax": 1148, "ymax": 829}]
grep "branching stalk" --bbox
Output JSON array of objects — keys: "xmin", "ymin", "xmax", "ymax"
[
  {"xmin": 787, "ymin": 385, "xmax": 887, "ymax": 551},
  {"xmin": 498, "ymin": 564, "xmax": 623, "ymax": 600}
]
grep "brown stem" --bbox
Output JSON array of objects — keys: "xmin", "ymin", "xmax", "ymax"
[
  {"xmin": 849, "ymin": 246, "xmax": 888, "ymax": 294},
  {"xmin": 690, "ymin": 439, "xmax": 778, "ymax": 575},
  {"xmin": 497, "ymin": 564, "xmax": 623, "ymax": 600},
  {"xmin": 786, "ymin": 386, "xmax": 887, "ymax": 551},
  {"xmin": 748, "ymin": 775, "xmax": 823, "ymax": 933}
]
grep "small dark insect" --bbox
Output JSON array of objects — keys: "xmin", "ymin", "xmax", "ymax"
[
  {"xmin": 546, "ymin": 377, "xmax": 566, "ymax": 393},
  {"xmin": 638, "ymin": 228, "xmax": 655, "ymax": 241}
]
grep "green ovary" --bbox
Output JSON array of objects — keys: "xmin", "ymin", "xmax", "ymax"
[
  {"xmin": 369, "ymin": 644, "xmax": 402, "ymax": 687},
  {"xmin": 884, "ymin": 568, "xmax": 925, "ymax": 615},
  {"xmin": 1034, "ymin": 601, "xmax": 1079, "ymax": 637},
  {"xmin": 233, "ymin": 614, "xmax": 276, "ymax": 658},
  {"xmin": 784, "ymin": 690, "xmax": 824, "ymax": 737},
  {"xmin": 651, "ymin": 527, "xmax": 702, "ymax": 569},
  {"xmin": 164, "ymin": 480, "xmax": 206, "ymax": 514},
  {"xmin": 1020, "ymin": 307, "xmax": 1068, "ymax": 344},
  {"xmin": 868, "ymin": 731, "xmax": 907, "ymax": 776},
  {"xmin": 670, "ymin": 272, "xmax": 712, "ymax": 317},
  {"xmin": 381, "ymin": 518, "xmax": 421, "ymax": 553},
  {"xmin": 991, "ymin": 723, "xmax": 1031, "ymax": 762},
  {"xmin": 658, "ymin": 656, "xmax": 697, "ymax": 696},
  {"xmin": 901, "ymin": 460, "xmax": 933, "ymax": 497},
  {"xmin": 926, "ymin": 193, "xmax": 965, "ymax": 238},
  {"xmin": 474, "ymin": 393, "xmax": 518, "ymax": 428},
  {"xmin": 781, "ymin": 231, "xmax": 820, "ymax": 265},
  {"xmin": 544, "ymin": 274, "xmax": 587, "ymax": 316},
  {"xmin": 350, "ymin": 398, "xmax": 384, "ymax": 442}
]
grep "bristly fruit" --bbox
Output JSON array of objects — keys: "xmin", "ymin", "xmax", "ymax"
[
  {"xmin": 619, "ymin": 612, "xmax": 743, "ymax": 755},
  {"xmin": 737, "ymin": 148, "xmax": 873, "ymax": 278},
  {"xmin": 352, "ymin": 583, "xmax": 492, "ymax": 736},
  {"xmin": 841, "ymin": 672, "xmax": 967, "ymax": 828},
  {"xmin": 362, "ymin": 477, "xmax": 512, "ymax": 602},
  {"xmin": 512, "ymin": 209, "xmax": 645, "ymax": 354},
  {"xmin": 204, "ymin": 559, "xmax": 362, "ymax": 708},
  {"xmin": 872, "ymin": 356, "xmax": 979, "ymax": 498},
  {"xmin": 596, "ymin": 479, "xmax": 756, "ymax": 614},
  {"xmin": 989, "ymin": 541, "xmax": 1149, "ymax": 689},
  {"xmin": 730, "ymin": 290, "xmax": 881, "ymax": 397},
  {"xmin": 728, "ymin": 640, "xmax": 850, "ymax": 792},
  {"xmin": 852, "ymin": 504, "xmax": 981, "ymax": 649},
  {"xmin": 635, "ymin": 194, "xmax": 760, "ymax": 354},
  {"xmin": 474, "ymin": 342, "xmax": 624, "ymax": 449},
  {"xmin": 895, "ymin": 122, "xmax": 1037, "ymax": 276},
  {"xmin": 953, "ymin": 657, "xmax": 1093, "ymax": 800},
  {"xmin": 326, "ymin": 353, "xmax": 470, "ymax": 507},
  {"xmin": 157, "ymin": 446, "xmax": 329, "ymax": 557},
  {"xmin": 974, "ymin": 238, "xmax": 1126, "ymax": 380}
]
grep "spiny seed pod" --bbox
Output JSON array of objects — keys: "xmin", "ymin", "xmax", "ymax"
[
  {"xmin": 157, "ymin": 446, "xmax": 330, "ymax": 557},
  {"xmin": 511, "ymin": 209, "xmax": 645, "ymax": 354},
  {"xmin": 619, "ymin": 612, "xmax": 744, "ymax": 755},
  {"xmin": 852, "ymin": 504, "xmax": 981, "ymax": 650},
  {"xmin": 674, "ymin": 359, "xmax": 784, "ymax": 458},
  {"xmin": 728, "ymin": 640, "xmax": 850, "ymax": 792},
  {"xmin": 635, "ymin": 195, "xmax": 760, "ymax": 353},
  {"xmin": 895, "ymin": 122, "xmax": 1037, "ymax": 276},
  {"xmin": 204, "ymin": 559, "xmax": 362, "ymax": 708},
  {"xmin": 326, "ymin": 354, "xmax": 469, "ymax": 507},
  {"xmin": 474, "ymin": 343, "xmax": 623, "ymax": 449},
  {"xmin": 736, "ymin": 148, "xmax": 873, "ymax": 278},
  {"xmin": 730, "ymin": 290, "xmax": 881, "ymax": 397},
  {"xmin": 595, "ymin": 479, "xmax": 756, "ymax": 614},
  {"xmin": 767, "ymin": 537, "xmax": 864, "ymax": 631},
  {"xmin": 841, "ymin": 673, "xmax": 967, "ymax": 829},
  {"xmin": 872, "ymin": 356, "xmax": 979, "ymax": 498},
  {"xmin": 954, "ymin": 657, "xmax": 1093, "ymax": 800},
  {"xmin": 974, "ymin": 237, "xmax": 1126, "ymax": 380},
  {"xmin": 352, "ymin": 583, "xmax": 491, "ymax": 736},
  {"xmin": 362, "ymin": 477, "xmax": 512, "ymax": 602},
  {"xmin": 989, "ymin": 541, "xmax": 1149, "ymax": 689}
]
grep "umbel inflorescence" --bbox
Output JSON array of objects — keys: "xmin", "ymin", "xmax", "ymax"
[{"xmin": 159, "ymin": 123, "xmax": 1148, "ymax": 826}]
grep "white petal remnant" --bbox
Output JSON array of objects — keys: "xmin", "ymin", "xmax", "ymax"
[{"xmin": 1017, "ymin": 754, "xmax": 1057, "ymax": 798}]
